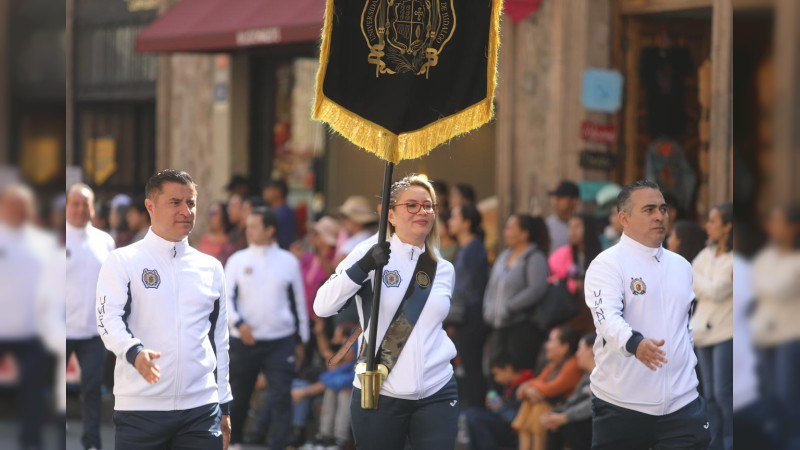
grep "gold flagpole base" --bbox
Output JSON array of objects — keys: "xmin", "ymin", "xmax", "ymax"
[{"xmin": 356, "ymin": 363, "xmax": 388, "ymax": 409}]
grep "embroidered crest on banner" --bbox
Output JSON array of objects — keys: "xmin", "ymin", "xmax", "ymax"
[
  {"xmin": 362, "ymin": 0, "xmax": 456, "ymax": 78},
  {"xmin": 383, "ymin": 269, "xmax": 402, "ymax": 288},
  {"xmin": 142, "ymin": 268, "xmax": 161, "ymax": 289},
  {"xmin": 630, "ymin": 277, "xmax": 646, "ymax": 296}
]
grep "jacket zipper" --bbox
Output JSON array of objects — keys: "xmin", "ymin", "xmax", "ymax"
[{"xmin": 172, "ymin": 246, "xmax": 182, "ymax": 410}]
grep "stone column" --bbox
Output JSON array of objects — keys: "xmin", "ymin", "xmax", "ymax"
[{"xmin": 708, "ymin": 0, "xmax": 733, "ymax": 205}]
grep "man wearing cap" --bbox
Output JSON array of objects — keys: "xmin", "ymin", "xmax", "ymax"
[
  {"xmin": 334, "ymin": 195, "xmax": 378, "ymax": 266},
  {"xmin": 546, "ymin": 180, "xmax": 581, "ymax": 255},
  {"xmin": 262, "ymin": 179, "xmax": 297, "ymax": 250}
]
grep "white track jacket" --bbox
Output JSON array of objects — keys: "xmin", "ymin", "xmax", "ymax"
[
  {"xmin": 584, "ymin": 233, "xmax": 699, "ymax": 415},
  {"xmin": 96, "ymin": 229, "xmax": 233, "ymax": 412},
  {"xmin": 314, "ymin": 234, "xmax": 457, "ymax": 401}
]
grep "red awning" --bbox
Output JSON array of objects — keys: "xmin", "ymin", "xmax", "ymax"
[{"xmin": 136, "ymin": 0, "xmax": 326, "ymax": 53}]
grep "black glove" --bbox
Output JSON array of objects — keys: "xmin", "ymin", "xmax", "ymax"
[{"xmin": 356, "ymin": 241, "xmax": 391, "ymax": 273}]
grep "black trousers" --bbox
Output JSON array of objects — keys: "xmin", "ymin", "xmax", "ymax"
[
  {"xmin": 453, "ymin": 309, "xmax": 489, "ymax": 409},
  {"xmin": 490, "ymin": 322, "xmax": 545, "ymax": 371},
  {"xmin": 67, "ymin": 337, "xmax": 107, "ymax": 450},
  {"xmin": 0, "ymin": 339, "xmax": 46, "ymax": 448},
  {"xmin": 591, "ymin": 395, "xmax": 711, "ymax": 450},
  {"xmin": 350, "ymin": 375, "xmax": 459, "ymax": 450},
  {"xmin": 228, "ymin": 336, "xmax": 295, "ymax": 449},
  {"xmin": 546, "ymin": 419, "xmax": 592, "ymax": 450},
  {"xmin": 114, "ymin": 402, "xmax": 222, "ymax": 450}
]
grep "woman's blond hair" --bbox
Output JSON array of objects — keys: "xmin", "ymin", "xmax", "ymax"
[{"xmin": 387, "ymin": 174, "xmax": 440, "ymax": 262}]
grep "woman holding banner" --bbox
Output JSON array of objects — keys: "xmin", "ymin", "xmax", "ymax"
[{"xmin": 314, "ymin": 175, "xmax": 459, "ymax": 449}]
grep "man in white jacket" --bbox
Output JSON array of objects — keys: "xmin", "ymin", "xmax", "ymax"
[
  {"xmin": 66, "ymin": 183, "xmax": 115, "ymax": 450},
  {"xmin": 224, "ymin": 206, "xmax": 308, "ymax": 450},
  {"xmin": 96, "ymin": 170, "xmax": 233, "ymax": 450},
  {"xmin": 584, "ymin": 179, "xmax": 710, "ymax": 450}
]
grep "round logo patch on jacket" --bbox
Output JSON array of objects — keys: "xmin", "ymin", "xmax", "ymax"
[
  {"xmin": 142, "ymin": 268, "xmax": 161, "ymax": 289},
  {"xmin": 383, "ymin": 270, "xmax": 402, "ymax": 288},
  {"xmin": 630, "ymin": 277, "xmax": 646, "ymax": 295}
]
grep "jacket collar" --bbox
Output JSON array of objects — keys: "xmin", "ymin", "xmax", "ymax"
[
  {"xmin": 66, "ymin": 222, "xmax": 90, "ymax": 238},
  {"xmin": 143, "ymin": 228, "xmax": 189, "ymax": 257},
  {"xmin": 248, "ymin": 242, "xmax": 279, "ymax": 255},
  {"xmin": 390, "ymin": 233, "xmax": 425, "ymax": 261},
  {"xmin": 620, "ymin": 233, "xmax": 664, "ymax": 261}
]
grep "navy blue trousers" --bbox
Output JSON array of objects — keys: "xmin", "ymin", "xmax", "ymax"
[
  {"xmin": 113, "ymin": 402, "xmax": 222, "ymax": 450},
  {"xmin": 350, "ymin": 375, "xmax": 459, "ymax": 450},
  {"xmin": 67, "ymin": 337, "xmax": 106, "ymax": 450},
  {"xmin": 591, "ymin": 395, "xmax": 711, "ymax": 450},
  {"xmin": 464, "ymin": 407, "xmax": 517, "ymax": 450},
  {"xmin": 228, "ymin": 336, "xmax": 295, "ymax": 448}
]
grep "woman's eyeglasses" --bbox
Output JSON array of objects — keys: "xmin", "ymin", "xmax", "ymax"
[{"xmin": 393, "ymin": 202, "xmax": 438, "ymax": 214}]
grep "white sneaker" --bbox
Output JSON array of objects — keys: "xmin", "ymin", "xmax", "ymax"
[{"xmin": 228, "ymin": 444, "xmax": 242, "ymax": 450}]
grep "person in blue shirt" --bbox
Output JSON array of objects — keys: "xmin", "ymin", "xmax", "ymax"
[
  {"xmin": 262, "ymin": 179, "xmax": 297, "ymax": 249},
  {"xmin": 447, "ymin": 202, "xmax": 490, "ymax": 409}
]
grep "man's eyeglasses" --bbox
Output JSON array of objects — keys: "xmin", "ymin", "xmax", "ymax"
[{"xmin": 392, "ymin": 202, "xmax": 438, "ymax": 214}]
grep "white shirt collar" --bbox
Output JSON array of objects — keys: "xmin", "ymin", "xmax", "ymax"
[
  {"xmin": 620, "ymin": 232, "xmax": 664, "ymax": 261},
  {"xmin": 143, "ymin": 227, "xmax": 189, "ymax": 256},
  {"xmin": 248, "ymin": 242, "xmax": 279, "ymax": 255},
  {"xmin": 390, "ymin": 233, "xmax": 426, "ymax": 261},
  {"xmin": 66, "ymin": 222, "xmax": 89, "ymax": 238}
]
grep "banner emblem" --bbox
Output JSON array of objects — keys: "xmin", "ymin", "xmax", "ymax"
[{"xmin": 362, "ymin": 0, "xmax": 456, "ymax": 78}]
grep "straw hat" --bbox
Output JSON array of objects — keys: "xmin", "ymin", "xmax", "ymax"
[
  {"xmin": 313, "ymin": 217, "xmax": 341, "ymax": 246},
  {"xmin": 338, "ymin": 195, "xmax": 376, "ymax": 225}
]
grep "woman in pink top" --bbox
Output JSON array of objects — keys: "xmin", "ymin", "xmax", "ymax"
[
  {"xmin": 197, "ymin": 201, "xmax": 236, "ymax": 266},
  {"xmin": 548, "ymin": 214, "xmax": 602, "ymax": 333},
  {"xmin": 293, "ymin": 216, "xmax": 340, "ymax": 320}
]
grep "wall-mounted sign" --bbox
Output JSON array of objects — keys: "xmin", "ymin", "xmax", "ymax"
[
  {"xmin": 579, "ymin": 149, "xmax": 615, "ymax": 171},
  {"xmin": 581, "ymin": 69, "xmax": 624, "ymax": 113},
  {"xmin": 581, "ymin": 121, "xmax": 618, "ymax": 144}
]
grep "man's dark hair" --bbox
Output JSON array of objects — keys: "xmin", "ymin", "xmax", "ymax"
[
  {"xmin": 145, "ymin": 170, "xmax": 195, "ymax": 200},
  {"xmin": 489, "ymin": 352, "xmax": 518, "ymax": 370},
  {"xmin": 250, "ymin": 206, "xmax": 278, "ymax": 232},
  {"xmin": 616, "ymin": 179, "xmax": 661, "ymax": 215},
  {"xmin": 581, "ymin": 331, "xmax": 597, "ymax": 348},
  {"xmin": 264, "ymin": 179, "xmax": 289, "ymax": 199}
]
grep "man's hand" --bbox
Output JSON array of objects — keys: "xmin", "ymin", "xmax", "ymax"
[
  {"xmin": 238, "ymin": 323, "xmax": 256, "ymax": 346},
  {"xmin": 220, "ymin": 414, "xmax": 231, "ymax": 450},
  {"xmin": 540, "ymin": 412, "xmax": 568, "ymax": 431},
  {"xmin": 134, "ymin": 349, "xmax": 162, "ymax": 384},
  {"xmin": 635, "ymin": 338, "xmax": 668, "ymax": 371}
]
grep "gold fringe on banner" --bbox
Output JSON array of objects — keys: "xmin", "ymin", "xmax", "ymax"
[{"xmin": 312, "ymin": 0, "xmax": 504, "ymax": 164}]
